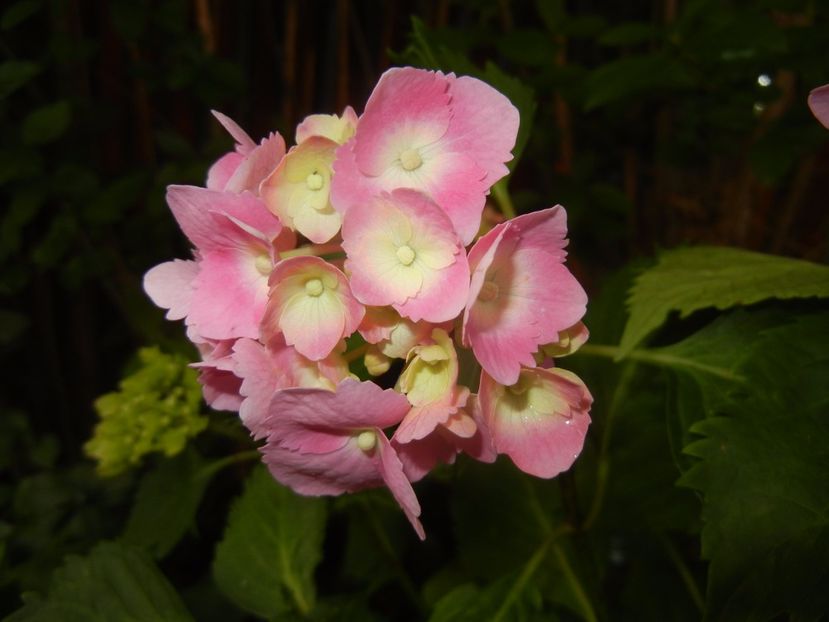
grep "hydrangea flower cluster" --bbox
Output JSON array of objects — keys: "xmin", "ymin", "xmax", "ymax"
[{"xmin": 144, "ymin": 67, "xmax": 592, "ymax": 539}]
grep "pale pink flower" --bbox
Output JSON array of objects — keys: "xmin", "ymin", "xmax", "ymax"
[
  {"xmin": 808, "ymin": 84, "xmax": 829, "ymax": 129},
  {"xmin": 231, "ymin": 335, "xmax": 349, "ymax": 436},
  {"xmin": 207, "ymin": 111, "xmax": 286, "ymax": 195},
  {"xmin": 261, "ymin": 256, "xmax": 364, "ymax": 361},
  {"xmin": 258, "ymin": 379, "xmax": 424, "ymax": 539},
  {"xmin": 331, "ymin": 67, "xmax": 519, "ymax": 244},
  {"xmin": 296, "ymin": 106, "xmax": 358, "ymax": 145},
  {"xmin": 260, "ymin": 137, "xmax": 342, "ymax": 243},
  {"xmin": 478, "ymin": 366, "xmax": 592, "ymax": 479},
  {"xmin": 143, "ymin": 186, "xmax": 285, "ymax": 341},
  {"xmin": 462, "ymin": 206, "xmax": 587, "ymax": 386},
  {"xmin": 342, "ymin": 188, "xmax": 469, "ymax": 322}
]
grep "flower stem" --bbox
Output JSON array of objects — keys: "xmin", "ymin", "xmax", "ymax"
[
  {"xmin": 492, "ymin": 179, "xmax": 516, "ymax": 220},
  {"xmin": 552, "ymin": 540, "xmax": 598, "ymax": 622},
  {"xmin": 195, "ymin": 450, "xmax": 260, "ymax": 481}
]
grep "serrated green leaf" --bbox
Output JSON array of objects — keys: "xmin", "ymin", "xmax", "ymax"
[
  {"xmin": 122, "ymin": 449, "xmax": 208, "ymax": 559},
  {"xmin": 670, "ymin": 310, "xmax": 829, "ymax": 619},
  {"xmin": 4, "ymin": 541, "xmax": 194, "ymax": 621},
  {"xmin": 619, "ymin": 246, "xmax": 829, "ymax": 357},
  {"xmin": 212, "ymin": 466, "xmax": 327, "ymax": 618},
  {"xmin": 21, "ymin": 101, "xmax": 71, "ymax": 145},
  {"xmin": 584, "ymin": 53, "xmax": 694, "ymax": 110},
  {"xmin": 429, "ymin": 577, "xmax": 549, "ymax": 622},
  {"xmin": 0, "ymin": 61, "xmax": 40, "ymax": 99}
]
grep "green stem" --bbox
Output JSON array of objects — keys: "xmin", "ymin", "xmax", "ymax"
[
  {"xmin": 492, "ymin": 180, "xmax": 516, "ymax": 219},
  {"xmin": 195, "ymin": 450, "xmax": 260, "ymax": 481},
  {"xmin": 552, "ymin": 541, "xmax": 598, "ymax": 622},
  {"xmin": 582, "ymin": 361, "xmax": 637, "ymax": 530},
  {"xmin": 658, "ymin": 533, "xmax": 704, "ymax": 612},
  {"xmin": 577, "ymin": 343, "xmax": 744, "ymax": 382},
  {"xmin": 491, "ymin": 524, "xmax": 573, "ymax": 622}
]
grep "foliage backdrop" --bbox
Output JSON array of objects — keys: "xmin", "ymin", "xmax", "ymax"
[{"xmin": 1, "ymin": 1, "xmax": 828, "ymax": 620}]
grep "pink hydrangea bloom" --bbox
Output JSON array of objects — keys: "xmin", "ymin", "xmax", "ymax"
[
  {"xmin": 342, "ymin": 188, "xmax": 469, "ymax": 322},
  {"xmin": 143, "ymin": 185, "xmax": 284, "ymax": 341},
  {"xmin": 478, "ymin": 366, "xmax": 592, "ymax": 479},
  {"xmin": 808, "ymin": 84, "xmax": 829, "ymax": 129},
  {"xmin": 331, "ymin": 67, "xmax": 519, "ymax": 244},
  {"xmin": 231, "ymin": 335, "xmax": 348, "ymax": 436},
  {"xmin": 207, "ymin": 111, "xmax": 286, "ymax": 195},
  {"xmin": 260, "ymin": 136, "xmax": 342, "ymax": 243},
  {"xmin": 462, "ymin": 206, "xmax": 587, "ymax": 386},
  {"xmin": 261, "ymin": 256, "xmax": 364, "ymax": 361},
  {"xmin": 258, "ymin": 379, "xmax": 424, "ymax": 539}
]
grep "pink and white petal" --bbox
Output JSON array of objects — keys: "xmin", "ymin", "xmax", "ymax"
[
  {"xmin": 394, "ymin": 385, "xmax": 468, "ymax": 443},
  {"xmin": 440, "ymin": 75, "xmax": 519, "ymax": 186},
  {"xmin": 187, "ymin": 248, "xmax": 269, "ymax": 340},
  {"xmin": 330, "ymin": 138, "xmax": 377, "ymax": 215},
  {"xmin": 225, "ymin": 132, "xmax": 287, "ymax": 195},
  {"xmin": 508, "ymin": 206, "xmax": 570, "ymax": 262},
  {"xmin": 355, "ymin": 68, "xmax": 451, "ymax": 177},
  {"xmin": 279, "ymin": 291, "xmax": 346, "ymax": 361},
  {"xmin": 207, "ymin": 152, "xmax": 244, "ymax": 191},
  {"xmin": 808, "ymin": 84, "xmax": 829, "ymax": 129},
  {"xmin": 358, "ymin": 306, "xmax": 399, "ymax": 344},
  {"xmin": 263, "ymin": 380, "xmax": 412, "ymax": 448},
  {"xmin": 212, "ymin": 191, "xmax": 283, "ymax": 241},
  {"xmin": 296, "ymin": 106, "xmax": 358, "ymax": 145},
  {"xmin": 198, "ymin": 365, "xmax": 243, "ymax": 412},
  {"xmin": 396, "ymin": 249, "xmax": 469, "ymax": 323},
  {"xmin": 291, "ymin": 204, "xmax": 342, "ymax": 244},
  {"xmin": 480, "ymin": 368, "xmax": 592, "ymax": 479},
  {"xmin": 262, "ymin": 437, "xmax": 383, "ymax": 496},
  {"xmin": 377, "ymin": 434, "xmax": 425, "ymax": 540},
  {"xmin": 418, "ymin": 150, "xmax": 489, "ymax": 245},
  {"xmin": 143, "ymin": 259, "xmax": 199, "ymax": 320},
  {"xmin": 211, "ymin": 110, "xmax": 257, "ymax": 154}
]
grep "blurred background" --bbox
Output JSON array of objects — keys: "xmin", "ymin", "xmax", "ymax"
[{"xmin": 1, "ymin": 0, "xmax": 828, "ymax": 619}]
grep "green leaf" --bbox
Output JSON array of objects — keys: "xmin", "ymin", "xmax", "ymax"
[
  {"xmin": 429, "ymin": 578, "xmax": 547, "ymax": 622},
  {"xmin": 212, "ymin": 466, "xmax": 327, "ymax": 618},
  {"xmin": 584, "ymin": 53, "xmax": 694, "ymax": 110},
  {"xmin": 670, "ymin": 310, "xmax": 829, "ymax": 619},
  {"xmin": 619, "ymin": 246, "xmax": 829, "ymax": 357},
  {"xmin": 2, "ymin": 0, "xmax": 41, "ymax": 30},
  {"xmin": 4, "ymin": 541, "xmax": 194, "ymax": 621},
  {"xmin": 21, "ymin": 101, "xmax": 72, "ymax": 145},
  {"xmin": 0, "ymin": 61, "xmax": 40, "ymax": 99},
  {"xmin": 122, "ymin": 449, "xmax": 208, "ymax": 559}
]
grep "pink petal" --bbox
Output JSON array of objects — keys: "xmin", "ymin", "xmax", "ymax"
[
  {"xmin": 377, "ymin": 434, "xmax": 425, "ymax": 540},
  {"xmin": 225, "ymin": 132, "xmax": 287, "ymax": 195},
  {"xmin": 207, "ymin": 152, "xmax": 244, "ymax": 191},
  {"xmin": 808, "ymin": 84, "xmax": 829, "ymax": 129},
  {"xmin": 211, "ymin": 110, "xmax": 257, "ymax": 154},
  {"xmin": 479, "ymin": 367, "xmax": 592, "ymax": 478},
  {"xmin": 354, "ymin": 67, "xmax": 451, "ymax": 176},
  {"xmin": 394, "ymin": 385, "xmax": 469, "ymax": 443},
  {"xmin": 143, "ymin": 259, "xmax": 199, "ymax": 320},
  {"xmin": 440, "ymin": 74, "xmax": 519, "ymax": 187}
]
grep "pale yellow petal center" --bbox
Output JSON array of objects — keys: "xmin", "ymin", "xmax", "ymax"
[
  {"xmin": 305, "ymin": 278, "xmax": 324, "ymax": 297},
  {"xmin": 254, "ymin": 254, "xmax": 273, "ymax": 276},
  {"xmin": 399, "ymin": 148, "xmax": 423, "ymax": 171},
  {"xmin": 305, "ymin": 172, "xmax": 324, "ymax": 191},
  {"xmin": 396, "ymin": 244, "xmax": 416, "ymax": 266},
  {"xmin": 356, "ymin": 430, "xmax": 377, "ymax": 452}
]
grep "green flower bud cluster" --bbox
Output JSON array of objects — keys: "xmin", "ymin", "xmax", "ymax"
[{"xmin": 84, "ymin": 347, "xmax": 207, "ymax": 476}]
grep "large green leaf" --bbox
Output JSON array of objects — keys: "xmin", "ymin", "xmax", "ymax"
[
  {"xmin": 618, "ymin": 246, "xmax": 829, "ymax": 357},
  {"xmin": 4, "ymin": 541, "xmax": 193, "ymax": 621},
  {"xmin": 122, "ymin": 449, "xmax": 208, "ymax": 559},
  {"xmin": 669, "ymin": 310, "xmax": 829, "ymax": 619},
  {"xmin": 212, "ymin": 466, "xmax": 327, "ymax": 619}
]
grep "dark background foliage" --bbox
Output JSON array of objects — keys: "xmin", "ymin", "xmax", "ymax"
[{"xmin": 1, "ymin": 1, "xmax": 828, "ymax": 620}]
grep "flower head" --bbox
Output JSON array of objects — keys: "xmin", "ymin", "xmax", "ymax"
[
  {"xmin": 342, "ymin": 188, "xmax": 469, "ymax": 322},
  {"xmin": 331, "ymin": 67, "xmax": 519, "ymax": 244}
]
